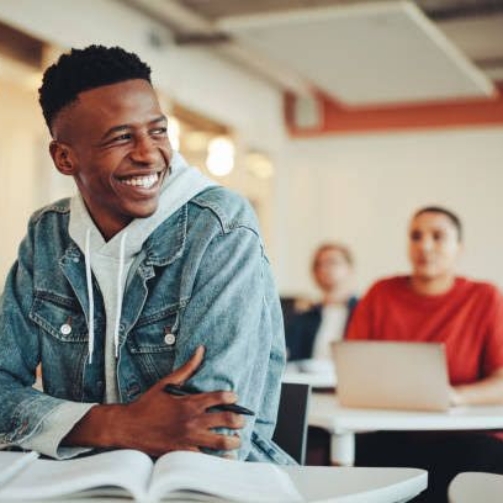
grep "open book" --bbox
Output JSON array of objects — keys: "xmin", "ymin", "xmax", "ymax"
[{"xmin": 0, "ymin": 449, "xmax": 302, "ymax": 502}]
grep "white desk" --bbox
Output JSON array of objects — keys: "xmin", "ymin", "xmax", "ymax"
[
  {"xmin": 283, "ymin": 361, "xmax": 336, "ymax": 389},
  {"xmin": 309, "ymin": 392, "xmax": 503, "ymax": 466},
  {"xmin": 284, "ymin": 465, "xmax": 427, "ymax": 502},
  {"xmin": 447, "ymin": 472, "xmax": 503, "ymax": 503}
]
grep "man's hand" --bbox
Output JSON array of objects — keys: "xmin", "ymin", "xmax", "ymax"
[{"xmin": 63, "ymin": 346, "xmax": 245, "ymax": 457}]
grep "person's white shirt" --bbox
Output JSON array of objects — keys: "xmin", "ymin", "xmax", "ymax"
[{"xmin": 310, "ymin": 304, "xmax": 348, "ymax": 373}]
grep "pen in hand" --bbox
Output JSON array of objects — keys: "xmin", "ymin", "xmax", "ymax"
[{"xmin": 163, "ymin": 384, "xmax": 255, "ymax": 416}]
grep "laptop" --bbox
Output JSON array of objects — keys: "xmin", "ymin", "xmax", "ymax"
[{"xmin": 331, "ymin": 340, "xmax": 450, "ymax": 411}]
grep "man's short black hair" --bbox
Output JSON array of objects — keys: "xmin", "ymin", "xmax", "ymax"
[
  {"xmin": 413, "ymin": 205, "xmax": 463, "ymax": 242},
  {"xmin": 39, "ymin": 44, "xmax": 152, "ymax": 134}
]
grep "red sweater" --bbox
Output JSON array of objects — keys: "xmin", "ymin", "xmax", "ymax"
[{"xmin": 346, "ymin": 276, "xmax": 503, "ymax": 385}]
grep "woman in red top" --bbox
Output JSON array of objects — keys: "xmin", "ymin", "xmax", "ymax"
[{"xmin": 347, "ymin": 206, "xmax": 503, "ymax": 503}]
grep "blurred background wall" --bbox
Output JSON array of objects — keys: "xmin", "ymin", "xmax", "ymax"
[
  {"xmin": 1, "ymin": 0, "xmax": 502, "ymax": 301},
  {"xmin": 277, "ymin": 128, "xmax": 503, "ymax": 297}
]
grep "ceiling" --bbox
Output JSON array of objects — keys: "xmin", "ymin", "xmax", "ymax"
[{"xmin": 122, "ymin": 0, "xmax": 503, "ymax": 108}]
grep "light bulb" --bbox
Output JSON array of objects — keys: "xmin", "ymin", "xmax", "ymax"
[{"xmin": 206, "ymin": 137, "xmax": 235, "ymax": 177}]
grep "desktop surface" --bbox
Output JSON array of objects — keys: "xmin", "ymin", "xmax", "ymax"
[
  {"xmin": 283, "ymin": 360, "xmax": 336, "ymax": 390},
  {"xmin": 310, "ymin": 392, "xmax": 503, "ymax": 433},
  {"xmin": 309, "ymin": 391, "xmax": 503, "ymax": 465}
]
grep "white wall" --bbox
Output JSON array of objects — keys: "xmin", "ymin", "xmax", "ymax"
[
  {"xmin": 0, "ymin": 78, "xmax": 46, "ymax": 280},
  {"xmin": 276, "ymin": 127, "xmax": 503, "ymax": 298}
]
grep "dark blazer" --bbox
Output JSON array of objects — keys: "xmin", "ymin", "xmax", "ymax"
[{"xmin": 285, "ymin": 296, "xmax": 359, "ymax": 361}]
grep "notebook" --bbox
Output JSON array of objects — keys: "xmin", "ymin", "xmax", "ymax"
[
  {"xmin": 0, "ymin": 449, "xmax": 302, "ymax": 502},
  {"xmin": 331, "ymin": 340, "xmax": 451, "ymax": 411}
]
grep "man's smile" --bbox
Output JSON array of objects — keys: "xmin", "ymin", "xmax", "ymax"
[{"xmin": 118, "ymin": 172, "xmax": 160, "ymax": 189}]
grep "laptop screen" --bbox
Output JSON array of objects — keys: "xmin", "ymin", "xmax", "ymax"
[{"xmin": 331, "ymin": 340, "xmax": 450, "ymax": 411}]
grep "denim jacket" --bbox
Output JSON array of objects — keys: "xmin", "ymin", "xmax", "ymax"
[{"xmin": 0, "ymin": 186, "xmax": 293, "ymax": 464}]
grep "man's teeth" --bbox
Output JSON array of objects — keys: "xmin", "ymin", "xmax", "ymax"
[{"xmin": 120, "ymin": 173, "xmax": 158, "ymax": 188}]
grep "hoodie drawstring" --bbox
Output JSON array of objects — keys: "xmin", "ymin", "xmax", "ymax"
[
  {"xmin": 84, "ymin": 229, "xmax": 95, "ymax": 364},
  {"xmin": 114, "ymin": 232, "xmax": 127, "ymax": 358}
]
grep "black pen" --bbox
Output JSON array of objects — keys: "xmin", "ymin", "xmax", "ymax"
[{"xmin": 163, "ymin": 384, "xmax": 255, "ymax": 416}]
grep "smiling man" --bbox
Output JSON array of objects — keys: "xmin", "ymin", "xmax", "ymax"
[
  {"xmin": 347, "ymin": 205, "xmax": 503, "ymax": 502},
  {"xmin": 0, "ymin": 45, "xmax": 290, "ymax": 463}
]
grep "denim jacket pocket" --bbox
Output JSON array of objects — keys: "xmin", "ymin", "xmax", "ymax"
[
  {"xmin": 29, "ymin": 292, "xmax": 90, "ymax": 398},
  {"xmin": 30, "ymin": 292, "xmax": 89, "ymax": 343},
  {"xmin": 126, "ymin": 307, "xmax": 180, "ymax": 383}
]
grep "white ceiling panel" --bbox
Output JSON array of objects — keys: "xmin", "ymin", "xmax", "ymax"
[{"xmin": 220, "ymin": 0, "xmax": 496, "ymax": 106}]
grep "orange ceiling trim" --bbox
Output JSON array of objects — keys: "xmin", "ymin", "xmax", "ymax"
[{"xmin": 284, "ymin": 83, "xmax": 503, "ymax": 137}]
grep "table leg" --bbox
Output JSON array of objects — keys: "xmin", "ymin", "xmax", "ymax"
[{"xmin": 330, "ymin": 432, "xmax": 355, "ymax": 466}]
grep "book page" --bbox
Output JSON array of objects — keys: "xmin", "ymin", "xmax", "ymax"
[
  {"xmin": 0, "ymin": 452, "xmax": 30, "ymax": 473},
  {"xmin": 149, "ymin": 451, "xmax": 303, "ymax": 502},
  {"xmin": 0, "ymin": 452, "xmax": 39, "ymax": 488},
  {"xmin": 0, "ymin": 449, "xmax": 152, "ymax": 501}
]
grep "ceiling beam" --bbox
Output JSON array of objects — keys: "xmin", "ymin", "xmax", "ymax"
[{"xmin": 285, "ymin": 83, "xmax": 503, "ymax": 136}]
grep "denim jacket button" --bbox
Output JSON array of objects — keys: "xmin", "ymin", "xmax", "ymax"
[
  {"xmin": 164, "ymin": 333, "xmax": 176, "ymax": 345},
  {"xmin": 60, "ymin": 323, "xmax": 72, "ymax": 335}
]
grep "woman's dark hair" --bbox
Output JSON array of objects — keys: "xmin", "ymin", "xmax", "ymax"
[
  {"xmin": 413, "ymin": 206, "xmax": 463, "ymax": 242},
  {"xmin": 39, "ymin": 45, "xmax": 152, "ymax": 133}
]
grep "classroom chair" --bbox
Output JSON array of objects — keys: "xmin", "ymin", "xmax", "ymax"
[{"xmin": 272, "ymin": 382, "xmax": 311, "ymax": 465}]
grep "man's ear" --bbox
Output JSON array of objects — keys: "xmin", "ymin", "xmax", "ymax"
[{"xmin": 49, "ymin": 141, "xmax": 76, "ymax": 176}]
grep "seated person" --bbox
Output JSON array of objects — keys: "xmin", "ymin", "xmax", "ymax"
[
  {"xmin": 286, "ymin": 242, "xmax": 358, "ymax": 367},
  {"xmin": 0, "ymin": 45, "xmax": 289, "ymax": 464},
  {"xmin": 347, "ymin": 206, "xmax": 503, "ymax": 503}
]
